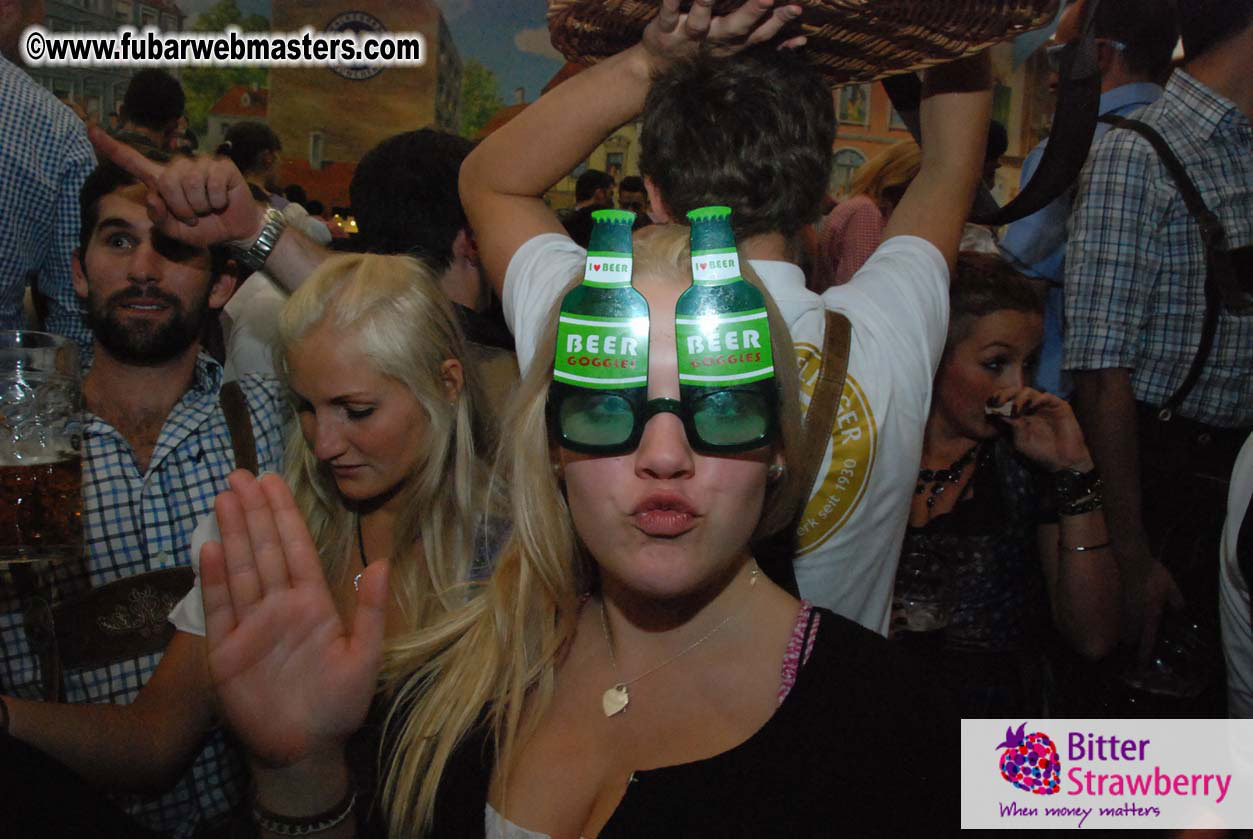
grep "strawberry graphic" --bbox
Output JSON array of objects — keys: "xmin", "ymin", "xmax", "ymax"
[{"xmin": 996, "ymin": 722, "xmax": 1060, "ymax": 795}]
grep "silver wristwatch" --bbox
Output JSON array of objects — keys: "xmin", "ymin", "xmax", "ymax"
[{"xmin": 229, "ymin": 207, "xmax": 287, "ymax": 272}]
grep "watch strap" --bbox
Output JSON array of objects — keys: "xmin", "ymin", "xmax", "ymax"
[{"xmin": 230, "ymin": 207, "xmax": 287, "ymax": 273}]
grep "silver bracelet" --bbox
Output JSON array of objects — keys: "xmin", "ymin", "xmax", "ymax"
[
  {"xmin": 252, "ymin": 790, "xmax": 356, "ymax": 836},
  {"xmin": 1061, "ymin": 541, "xmax": 1111, "ymax": 553}
]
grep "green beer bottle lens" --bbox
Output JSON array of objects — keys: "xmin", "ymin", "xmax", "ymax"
[
  {"xmin": 691, "ymin": 391, "xmax": 769, "ymax": 446},
  {"xmin": 560, "ymin": 392, "xmax": 636, "ymax": 447}
]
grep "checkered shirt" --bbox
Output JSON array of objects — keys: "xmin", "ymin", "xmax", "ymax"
[
  {"xmin": 1063, "ymin": 70, "xmax": 1253, "ymax": 428},
  {"xmin": 0, "ymin": 355, "xmax": 288, "ymax": 837},
  {"xmin": 0, "ymin": 56, "xmax": 95, "ymax": 361}
]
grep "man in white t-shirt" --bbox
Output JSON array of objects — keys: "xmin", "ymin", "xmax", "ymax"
[{"xmin": 460, "ymin": 1, "xmax": 992, "ymax": 634}]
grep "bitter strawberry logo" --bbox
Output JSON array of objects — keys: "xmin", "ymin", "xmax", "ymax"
[{"xmin": 997, "ymin": 722, "xmax": 1061, "ymax": 795}]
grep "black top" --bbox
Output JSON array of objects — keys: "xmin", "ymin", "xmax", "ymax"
[
  {"xmin": 901, "ymin": 437, "xmax": 1053, "ymax": 655},
  {"xmin": 426, "ymin": 608, "xmax": 958, "ymax": 838}
]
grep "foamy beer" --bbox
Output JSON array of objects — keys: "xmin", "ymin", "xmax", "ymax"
[{"xmin": 0, "ymin": 331, "xmax": 83, "ymax": 567}]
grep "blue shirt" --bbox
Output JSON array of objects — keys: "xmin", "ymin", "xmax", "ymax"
[
  {"xmin": 1000, "ymin": 82, "xmax": 1163, "ymax": 396},
  {"xmin": 1001, "ymin": 82, "xmax": 1164, "ymax": 282},
  {"xmin": 0, "ymin": 57, "xmax": 95, "ymax": 360},
  {"xmin": 0, "ymin": 356, "xmax": 289, "ymax": 836},
  {"xmin": 1064, "ymin": 70, "xmax": 1253, "ymax": 427}
]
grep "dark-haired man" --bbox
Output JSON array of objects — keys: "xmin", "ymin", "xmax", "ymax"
[
  {"xmin": 1066, "ymin": 0, "xmax": 1253, "ymax": 669},
  {"xmin": 114, "ymin": 69, "xmax": 185, "ymax": 152},
  {"xmin": 572, "ymin": 168, "xmax": 615, "ymax": 214},
  {"xmin": 618, "ymin": 175, "xmax": 650, "ymax": 215},
  {"xmin": 0, "ymin": 156, "xmax": 287, "ymax": 836},
  {"xmin": 217, "ymin": 128, "xmax": 518, "ymax": 420},
  {"xmin": 1001, "ymin": 0, "xmax": 1178, "ymax": 397},
  {"xmin": 351, "ymin": 129, "xmax": 509, "ymax": 347},
  {"xmin": 461, "ymin": 0, "xmax": 992, "ymax": 635},
  {"xmin": 561, "ymin": 169, "xmax": 618, "ymax": 246}
]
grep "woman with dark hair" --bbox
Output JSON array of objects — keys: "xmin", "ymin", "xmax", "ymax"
[
  {"xmin": 893, "ymin": 252, "xmax": 1120, "ymax": 716},
  {"xmin": 216, "ymin": 121, "xmax": 282, "ymax": 203}
]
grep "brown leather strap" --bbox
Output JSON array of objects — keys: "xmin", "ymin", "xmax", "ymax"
[
  {"xmin": 219, "ymin": 380, "xmax": 258, "ymax": 474},
  {"xmin": 50, "ymin": 567, "xmax": 195, "ymax": 673},
  {"xmin": 798, "ymin": 310, "xmax": 852, "ymax": 501},
  {"xmin": 24, "ymin": 383, "xmax": 255, "ymax": 701},
  {"xmin": 11, "ymin": 563, "xmax": 62, "ymax": 703},
  {"xmin": 753, "ymin": 310, "xmax": 853, "ymax": 597}
]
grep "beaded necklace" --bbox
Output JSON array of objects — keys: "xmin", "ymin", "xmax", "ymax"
[{"xmin": 915, "ymin": 442, "xmax": 982, "ymax": 510}]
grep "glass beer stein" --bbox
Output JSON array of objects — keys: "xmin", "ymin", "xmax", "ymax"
[{"xmin": 0, "ymin": 331, "xmax": 83, "ymax": 569}]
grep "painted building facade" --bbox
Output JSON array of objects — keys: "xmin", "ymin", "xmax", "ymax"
[
  {"xmin": 27, "ymin": 0, "xmax": 185, "ymax": 123},
  {"xmin": 267, "ymin": 0, "xmax": 460, "ymax": 172}
]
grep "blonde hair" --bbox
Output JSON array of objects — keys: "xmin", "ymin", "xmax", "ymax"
[
  {"xmin": 276, "ymin": 252, "xmax": 499, "ymax": 630},
  {"xmin": 846, "ymin": 140, "xmax": 921, "ymax": 207},
  {"xmin": 378, "ymin": 225, "xmax": 804, "ymax": 837}
]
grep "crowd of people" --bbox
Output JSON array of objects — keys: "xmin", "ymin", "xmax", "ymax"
[{"xmin": 1, "ymin": 0, "xmax": 1251, "ymax": 836}]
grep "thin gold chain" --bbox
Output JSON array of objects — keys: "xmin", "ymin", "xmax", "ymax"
[{"xmin": 598, "ymin": 567, "xmax": 760, "ymax": 689}]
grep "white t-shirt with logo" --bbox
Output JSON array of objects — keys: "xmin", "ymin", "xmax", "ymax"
[{"xmin": 504, "ymin": 233, "xmax": 948, "ymax": 635}]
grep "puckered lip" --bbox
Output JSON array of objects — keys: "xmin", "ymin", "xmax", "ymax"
[
  {"xmin": 630, "ymin": 491, "xmax": 697, "ymax": 516},
  {"xmin": 630, "ymin": 491, "xmax": 700, "ymax": 537}
]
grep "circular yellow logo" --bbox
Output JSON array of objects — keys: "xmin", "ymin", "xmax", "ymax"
[{"xmin": 792, "ymin": 341, "xmax": 876, "ymax": 555}]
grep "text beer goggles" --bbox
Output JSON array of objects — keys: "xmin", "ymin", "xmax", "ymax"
[{"xmin": 549, "ymin": 206, "xmax": 777, "ymax": 455}]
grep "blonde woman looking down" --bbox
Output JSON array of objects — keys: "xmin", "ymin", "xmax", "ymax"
[
  {"xmin": 173, "ymin": 250, "xmax": 503, "ymax": 638},
  {"xmin": 0, "ymin": 252, "xmax": 502, "ymax": 837}
]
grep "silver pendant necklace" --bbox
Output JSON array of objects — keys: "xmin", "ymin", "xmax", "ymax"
[
  {"xmin": 353, "ymin": 515, "xmax": 367, "ymax": 592},
  {"xmin": 597, "ymin": 567, "xmax": 759, "ymax": 717}
]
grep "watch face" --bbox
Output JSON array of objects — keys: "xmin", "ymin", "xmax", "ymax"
[{"xmin": 326, "ymin": 11, "xmax": 388, "ymax": 81}]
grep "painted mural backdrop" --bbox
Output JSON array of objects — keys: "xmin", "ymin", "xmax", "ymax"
[{"xmin": 182, "ymin": 0, "xmax": 560, "ymax": 139}]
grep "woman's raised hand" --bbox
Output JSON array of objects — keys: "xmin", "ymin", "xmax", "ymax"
[
  {"xmin": 989, "ymin": 386, "xmax": 1095, "ymax": 474},
  {"xmin": 641, "ymin": 0, "xmax": 805, "ymax": 65},
  {"xmin": 200, "ymin": 471, "xmax": 388, "ymax": 768}
]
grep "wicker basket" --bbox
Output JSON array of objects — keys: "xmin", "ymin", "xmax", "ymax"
[{"xmin": 548, "ymin": 0, "xmax": 1060, "ymax": 86}]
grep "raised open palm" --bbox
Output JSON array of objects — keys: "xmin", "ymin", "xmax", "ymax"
[{"xmin": 200, "ymin": 471, "xmax": 388, "ymax": 767}]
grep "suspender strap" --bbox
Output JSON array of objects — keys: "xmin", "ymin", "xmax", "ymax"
[
  {"xmin": 1098, "ymin": 114, "xmax": 1239, "ymax": 421},
  {"xmin": 797, "ymin": 311, "xmax": 852, "ymax": 502},
  {"xmin": 753, "ymin": 310, "xmax": 852, "ymax": 598},
  {"xmin": 882, "ymin": 0, "xmax": 1103, "ymax": 227},
  {"xmin": 219, "ymin": 380, "xmax": 259, "ymax": 474}
]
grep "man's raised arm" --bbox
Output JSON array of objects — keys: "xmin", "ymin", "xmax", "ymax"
[
  {"xmin": 89, "ymin": 127, "xmax": 328, "ymax": 291},
  {"xmin": 883, "ymin": 54, "xmax": 994, "ymax": 272},
  {"xmin": 460, "ymin": 0, "xmax": 805, "ymax": 297}
]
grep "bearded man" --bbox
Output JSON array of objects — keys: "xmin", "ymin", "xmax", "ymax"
[{"xmin": 0, "ymin": 157, "xmax": 288, "ymax": 836}]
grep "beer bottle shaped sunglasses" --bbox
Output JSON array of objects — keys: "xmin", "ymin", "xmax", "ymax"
[{"xmin": 548, "ymin": 207, "xmax": 778, "ymax": 456}]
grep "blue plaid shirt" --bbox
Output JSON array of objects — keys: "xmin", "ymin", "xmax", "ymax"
[
  {"xmin": 0, "ymin": 355, "xmax": 288, "ymax": 837},
  {"xmin": 1063, "ymin": 70, "xmax": 1253, "ymax": 427},
  {"xmin": 1001, "ymin": 82, "xmax": 1162, "ymax": 397},
  {"xmin": 0, "ymin": 57, "xmax": 94, "ymax": 360}
]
